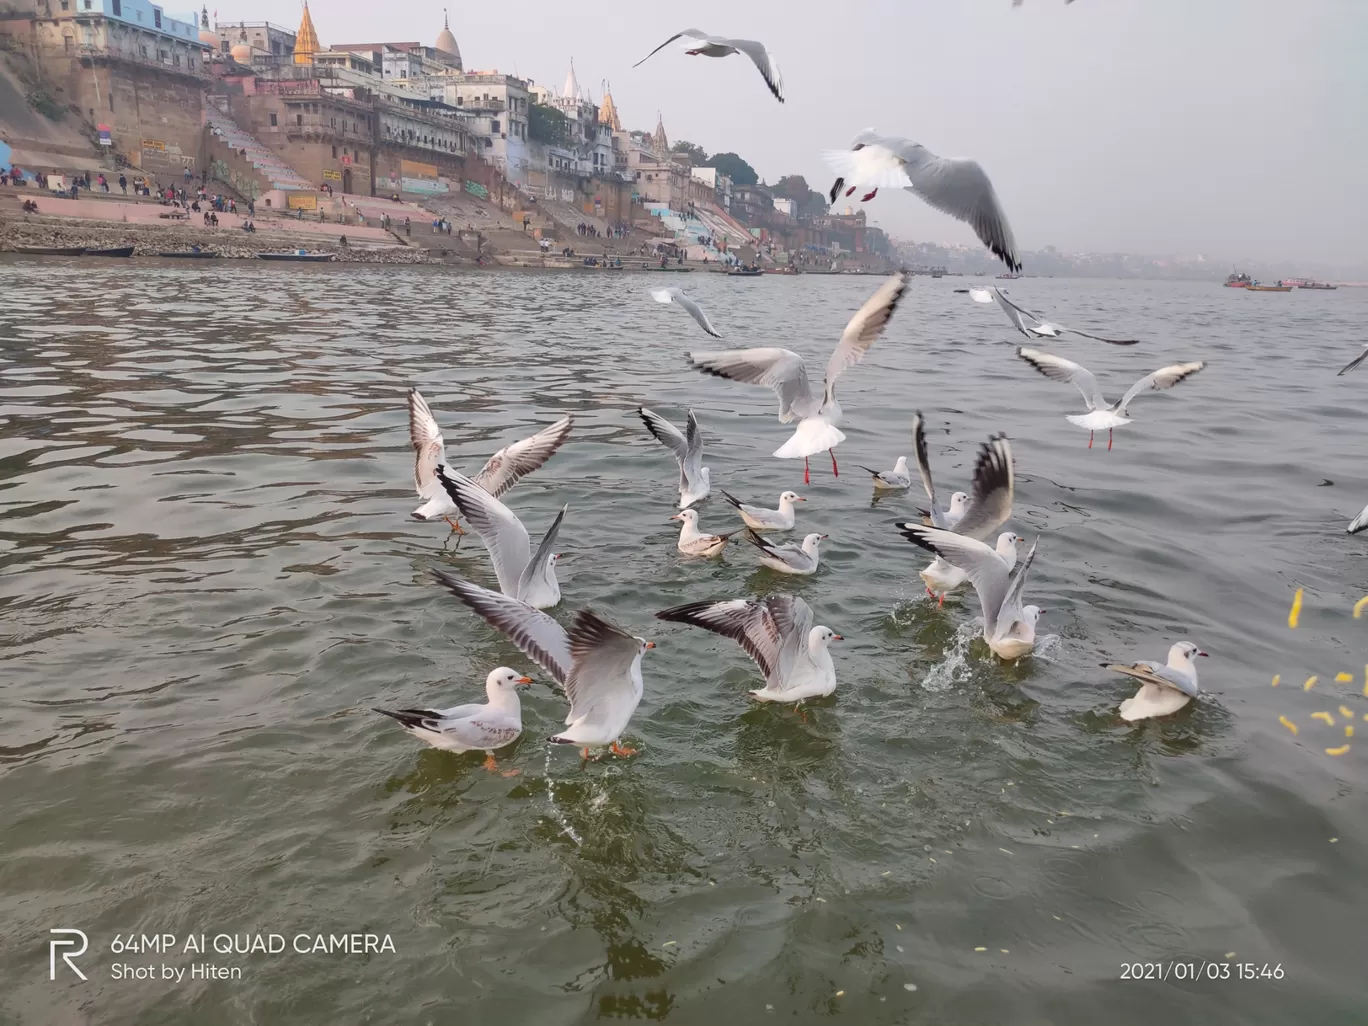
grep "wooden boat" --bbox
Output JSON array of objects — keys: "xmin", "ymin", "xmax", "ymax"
[
  {"xmin": 1246, "ymin": 281, "xmax": 1291, "ymax": 292},
  {"xmin": 728, "ymin": 268, "xmax": 763, "ymax": 277},
  {"xmin": 158, "ymin": 250, "xmax": 219, "ymax": 258},
  {"xmin": 16, "ymin": 245, "xmax": 85, "ymax": 256},
  {"xmin": 1297, "ymin": 281, "xmax": 1338, "ymax": 290},
  {"xmin": 84, "ymin": 245, "xmax": 134, "ymax": 257},
  {"xmin": 1223, "ymin": 271, "xmax": 1252, "ymax": 288},
  {"xmin": 257, "ymin": 251, "xmax": 334, "ymax": 262},
  {"xmin": 649, "ymin": 265, "xmax": 694, "ymax": 272}
]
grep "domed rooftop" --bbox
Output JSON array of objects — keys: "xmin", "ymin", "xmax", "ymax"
[
  {"xmin": 230, "ymin": 42, "xmax": 251, "ymax": 62},
  {"xmin": 198, "ymin": 5, "xmax": 216, "ymax": 46},
  {"xmin": 435, "ymin": 10, "xmax": 462, "ymax": 68}
]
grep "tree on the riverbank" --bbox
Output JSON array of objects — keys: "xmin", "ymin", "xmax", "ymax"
[
  {"xmin": 700, "ymin": 152, "xmax": 758, "ymax": 186},
  {"xmin": 529, "ymin": 103, "xmax": 571, "ymax": 147},
  {"xmin": 671, "ymin": 141, "xmax": 707, "ymax": 165}
]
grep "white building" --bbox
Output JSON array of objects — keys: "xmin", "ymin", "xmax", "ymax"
[{"xmin": 432, "ymin": 71, "xmax": 530, "ymax": 182}]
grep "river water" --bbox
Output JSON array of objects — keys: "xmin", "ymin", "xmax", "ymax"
[{"xmin": 2, "ymin": 259, "xmax": 1366, "ymax": 1024}]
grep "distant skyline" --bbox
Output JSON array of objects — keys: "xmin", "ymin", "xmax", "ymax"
[{"xmin": 221, "ymin": 0, "xmax": 1367, "ymax": 272}]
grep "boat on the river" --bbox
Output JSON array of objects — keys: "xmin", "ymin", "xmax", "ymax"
[
  {"xmin": 257, "ymin": 250, "xmax": 334, "ymax": 262},
  {"xmin": 728, "ymin": 267, "xmax": 763, "ymax": 277},
  {"xmin": 1297, "ymin": 280, "xmax": 1338, "ymax": 290},
  {"xmin": 159, "ymin": 248, "xmax": 219, "ymax": 258},
  {"xmin": 85, "ymin": 246, "xmax": 134, "ymax": 257},
  {"xmin": 16, "ymin": 245, "xmax": 85, "ymax": 256},
  {"xmin": 1246, "ymin": 280, "xmax": 1292, "ymax": 292},
  {"xmin": 1223, "ymin": 271, "xmax": 1252, "ymax": 287}
]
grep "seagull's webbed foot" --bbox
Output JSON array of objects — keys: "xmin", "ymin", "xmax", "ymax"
[
  {"xmin": 860, "ymin": 188, "xmax": 878, "ymax": 202},
  {"xmin": 1107, "ymin": 428, "xmax": 1113, "ymax": 451},
  {"xmin": 829, "ymin": 448, "xmax": 839, "ymax": 477},
  {"xmin": 844, "ymin": 186, "xmax": 857, "ymax": 197},
  {"xmin": 482, "ymin": 753, "xmax": 498, "ymax": 771},
  {"xmin": 609, "ymin": 740, "xmax": 637, "ymax": 757},
  {"xmin": 444, "ymin": 516, "xmax": 465, "ymax": 535},
  {"xmin": 804, "ymin": 456, "xmax": 810, "ymax": 485}
]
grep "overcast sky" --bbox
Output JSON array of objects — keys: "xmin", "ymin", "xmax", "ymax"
[{"xmin": 225, "ymin": 0, "xmax": 1366, "ymax": 268}]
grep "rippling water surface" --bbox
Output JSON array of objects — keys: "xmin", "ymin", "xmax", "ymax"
[{"xmin": 3, "ymin": 259, "xmax": 1368, "ymax": 1024}]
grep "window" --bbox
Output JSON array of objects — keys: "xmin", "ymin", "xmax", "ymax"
[
  {"xmin": 60, "ymin": 0, "xmax": 68, "ymax": 9},
  {"xmin": 490, "ymin": 119, "xmax": 499, "ymax": 134},
  {"xmin": 331, "ymin": 145, "xmax": 337, "ymax": 158},
  {"xmin": 153, "ymin": 9, "xmax": 160, "ymax": 27},
  {"xmin": 296, "ymin": 113, "xmax": 302, "ymax": 126},
  {"xmin": 62, "ymin": 34, "xmax": 72, "ymax": 51},
  {"xmin": 399, "ymin": 69, "xmax": 406, "ymax": 79},
  {"xmin": 269, "ymin": 112, "xmax": 277, "ymax": 126},
  {"xmin": 111, "ymin": 0, "xmax": 119, "ymax": 11}
]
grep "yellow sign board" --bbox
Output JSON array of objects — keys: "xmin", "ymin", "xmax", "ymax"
[
  {"xmin": 322, "ymin": 169, "xmax": 341, "ymax": 181},
  {"xmin": 401, "ymin": 159, "xmax": 438, "ymax": 181},
  {"xmin": 287, "ymin": 193, "xmax": 318, "ymax": 210},
  {"xmin": 141, "ymin": 139, "xmax": 166, "ymax": 151}
]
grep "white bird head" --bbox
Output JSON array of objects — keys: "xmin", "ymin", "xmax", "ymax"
[
  {"xmin": 995, "ymin": 532, "xmax": 1023, "ymax": 554},
  {"xmin": 1169, "ymin": 641, "xmax": 1208, "ymax": 666},
  {"xmin": 487, "ymin": 666, "xmax": 534, "ymax": 697},
  {"xmin": 670, "ymin": 509, "xmax": 699, "ymax": 526},
  {"xmin": 948, "ymin": 492, "xmax": 970, "ymax": 515},
  {"xmin": 780, "ymin": 490, "xmax": 806, "ymax": 505},
  {"xmin": 809, "ymin": 625, "xmax": 843, "ymax": 651},
  {"xmin": 802, "ymin": 532, "xmax": 828, "ymax": 553},
  {"xmin": 893, "ymin": 456, "xmax": 909, "ymax": 472},
  {"xmin": 1022, "ymin": 606, "xmax": 1044, "ymax": 629}
]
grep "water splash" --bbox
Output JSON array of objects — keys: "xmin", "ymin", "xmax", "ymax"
[
  {"xmin": 543, "ymin": 745, "xmax": 582, "ymax": 847},
  {"xmin": 922, "ymin": 619, "xmax": 980, "ymax": 692}
]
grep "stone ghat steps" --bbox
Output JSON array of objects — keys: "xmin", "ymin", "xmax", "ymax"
[{"xmin": 203, "ymin": 107, "xmax": 314, "ymax": 192}]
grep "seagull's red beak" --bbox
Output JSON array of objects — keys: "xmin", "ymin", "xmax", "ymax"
[
  {"xmin": 1197, "ymin": 650, "xmax": 1209, "ymax": 657},
  {"xmin": 831, "ymin": 634, "xmax": 844, "ymax": 641},
  {"xmin": 644, "ymin": 641, "xmax": 656, "ymax": 649}
]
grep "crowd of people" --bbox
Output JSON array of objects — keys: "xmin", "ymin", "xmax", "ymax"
[{"xmin": 575, "ymin": 220, "xmax": 632, "ymax": 240}]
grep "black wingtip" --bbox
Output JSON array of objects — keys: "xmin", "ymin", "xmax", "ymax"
[
  {"xmin": 828, "ymin": 177, "xmax": 844, "ymax": 204},
  {"xmin": 373, "ymin": 707, "xmax": 428, "ymax": 729},
  {"xmin": 547, "ymin": 735, "xmax": 578, "ymax": 745},
  {"xmin": 718, "ymin": 489, "xmax": 743, "ymax": 509}
]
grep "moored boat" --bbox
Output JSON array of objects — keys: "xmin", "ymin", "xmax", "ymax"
[
  {"xmin": 1297, "ymin": 281, "xmax": 1338, "ymax": 290},
  {"xmin": 257, "ymin": 250, "xmax": 334, "ymax": 262},
  {"xmin": 16, "ymin": 245, "xmax": 85, "ymax": 256},
  {"xmin": 728, "ymin": 268, "xmax": 763, "ymax": 277},
  {"xmin": 159, "ymin": 249, "xmax": 219, "ymax": 258},
  {"xmin": 85, "ymin": 245, "xmax": 134, "ymax": 257},
  {"xmin": 1223, "ymin": 271, "xmax": 1252, "ymax": 287},
  {"xmin": 1246, "ymin": 280, "xmax": 1291, "ymax": 292}
]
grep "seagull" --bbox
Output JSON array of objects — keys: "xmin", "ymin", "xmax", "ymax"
[
  {"xmin": 632, "ymin": 29, "xmax": 784, "ymax": 103},
  {"xmin": 1336, "ymin": 345, "xmax": 1368, "ymax": 376},
  {"xmin": 719, "ymin": 488, "xmax": 805, "ymax": 531},
  {"xmin": 822, "ymin": 132, "xmax": 1019, "ymax": 271},
  {"xmin": 434, "ymin": 466, "xmax": 565, "ymax": 609},
  {"xmin": 372, "ymin": 667, "xmax": 532, "ymax": 771},
  {"xmin": 655, "ymin": 594, "xmax": 841, "ymax": 703},
  {"xmin": 857, "ymin": 456, "xmax": 912, "ymax": 490},
  {"xmin": 639, "ymin": 407, "xmax": 710, "ymax": 508},
  {"xmin": 689, "ymin": 272, "xmax": 908, "ymax": 482},
  {"xmin": 1108, "ymin": 642, "xmax": 1207, "ymax": 721},
  {"xmin": 746, "ymin": 529, "xmax": 826, "ymax": 575},
  {"xmin": 912, "ymin": 418, "xmax": 1015, "ymax": 602},
  {"xmin": 669, "ymin": 508, "xmax": 733, "ymax": 556},
  {"xmin": 986, "ymin": 287, "xmax": 1138, "ymax": 345},
  {"xmin": 651, "ymin": 288, "xmax": 721, "ymax": 338},
  {"xmin": 408, "ymin": 388, "xmax": 572, "ymax": 531},
  {"xmin": 1016, "ymin": 347, "xmax": 1206, "ymax": 450},
  {"xmin": 431, "ymin": 570, "xmax": 655, "ymax": 758},
  {"xmin": 898, "ymin": 527, "xmax": 1042, "ymax": 660},
  {"xmin": 1349, "ymin": 504, "xmax": 1368, "ymax": 535},
  {"xmin": 953, "ymin": 287, "xmax": 995, "ymax": 303}
]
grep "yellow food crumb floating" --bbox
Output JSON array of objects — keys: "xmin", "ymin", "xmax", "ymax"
[
  {"xmin": 1225, "ymin": 952, "xmax": 1236, "ymax": 959},
  {"xmin": 1000, "ymin": 949, "xmax": 1010, "ymax": 954},
  {"xmin": 1326, "ymin": 744, "xmax": 1351, "ymax": 756},
  {"xmin": 662, "ymin": 941, "xmax": 677, "ymax": 948},
  {"xmin": 974, "ymin": 947, "xmax": 987, "ymax": 952},
  {"xmin": 1304, "ymin": 676, "xmax": 1319, "ymax": 691},
  {"xmin": 1288, "ymin": 588, "xmax": 1304, "ymax": 628},
  {"xmin": 834, "ymin": 991, "xmax": 845, "ymax": 998},
  {"xmin": 1337, "ymin": 673, "xmax": 1354, "ymax": 683},
  {"xmin": 1312, "ymin": 711, "xmax": 1336, "ymax": 726},
  {"xmin": 1279, "ymin": 716, "xmax": 1299, "ymax": 735},
  {"xmin": 1330, "ymin": 837, "xmax": 1340, "ymax": 843},
  {"xmin": 895, "ymin": 924, "xmax": 902, "ymax": 931},
  {"xmin": 1341, "ymin": 705, "xmax": 1355, "ymax": 719},
  {"xmin": 1271, "ymin": 674, "xmax": 1280, "ymax": 687},
  {"xmin": 1355, "ymin": 595, "xmax": 1368, "ymax": 619},
  {"xmin": 1347, "ymin": 726, "xmax": 1355, "ymax": 738},
  {"xmin": 999, "ymin": 848, "xmax": 1013, "ymax": 855}
]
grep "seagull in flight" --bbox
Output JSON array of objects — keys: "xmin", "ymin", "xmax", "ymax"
[
  {"xmin": 651, "ymin": 288, "xmax": 721, "ymax": 338},
  {"xmin": 1016, "ymin": 347, "xmax": 1206, "ymax": 450},
  {"xmin": 432, "ymin": 571, "xmax": 655, "ymax": 759},
  {"xmin": 1336, "ymin": 345, "xmax": 1368, "ymax": 376},
  {"xmin": 632, "ymin": 29, "xmax": 783, "ymax": 103},
  {"xmin": 408, "ymin": 388, "xmax": 572, "ymax": 532},
  {"xmin": 689, "ymin": 272, "xmax": 908, "ymax": 482},
  {"xmin": 639, "ymin": 407, "xmax": 710, "ymax": 508},
  {"xmin": 953, "ymin": 287, "xmax": 995, "ymax": 303},
  {"xmin": 1107, "ymin": 642, "xmax": 1206, "ymax": 721},
  {"xmin": 823, "ymin": 132, "xmax": 1019, "ymax": 271},
  {"xmin": 655, "ymin": 594, "xmax": 841, "ymax": 704},
  {"xmin": 985, "ymin": 287, "xmax": 1138, "ymax": 345},
  {"xmin": 373, "ymin": 667, "xmax": 532, "ymax": 772},
  {"xmin": 434, "ymin": 466, "xmax": 566, "ymax": 609}
]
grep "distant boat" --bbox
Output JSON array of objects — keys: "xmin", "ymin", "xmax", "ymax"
[
  {"xmin": 728, "ymin": 268, "xmax": 763, "ymax": 277},
  {"xmin": 649, "ymin": 265, "xmax": 694, "ymax": 272},
  {"xmin": 1246, "ymin": 280, "xmax": 1292, "ymax": 292},
  {"xmin": 85, "ymin": 245, "xmax": 134, "ymax": 257},
  {"xmin": 1223, "ymin": 271, "xmax": 1252, "ymax": 287},
  {"xmin": 16, "ymin": 245, "xmax": 84, "ymax": 256},
  {"xmin": 1297, "ymin": 281, "xmax": 1338, "ymax": 290},
  {"xmin": 159, "ymin": 249, "xmax": 219, "ymax": 258},
  {"xmin": 257, "ymin": 250, "xmax": 334, "ymax": 262},
  {"xmin": 996, "ymin": 271, "xmax": 1020, "ymax": 280}
]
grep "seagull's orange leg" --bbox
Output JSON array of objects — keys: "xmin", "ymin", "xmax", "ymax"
[
  {"xmin": 482, "ymin": 753, "xmax": 498, "ymax": 771},
  {"xmin": 609, "ymin": 740, "xmax": 637, "ymax": 757}
]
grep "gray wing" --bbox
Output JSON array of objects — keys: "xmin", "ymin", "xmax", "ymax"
[
  {"xmin": 911, "ymin": 411, "xmax": 949, "ymax": 529},
  {"xmin": 683, "ymin": 409, "xmax": 705, "ymax": 480},
  {"xmin": 655, "ymin": 597, "xmax": 782, "ymax": 684},
  {"xmin": 823, "ymin": 272, "xmax": 908, "ymax": 402},
  {"xmin": 675, "ymin": 292, "xmax": 722, "ymax": 338},
  {"xmin": 632, "ymin": 28, "xmax": 711, "ymax": 68},
  {"xmin": 408, "ymin": 388, "xmax": 447, "ymax": 500},
  {"xmin": 435, "ymin": 466, "xmax": 530, "ymax": 597},
  {"xmin": 898, "ymin": 525, "xmax": 1012, "ymax": 637},
  {"xmin": 1348, "ymin": 502, "xmax": 1368, "ymax": 535},
  {"xmin": 894, "ymin": 141, "xmax": 1020, "ymax": 272},
  {"xmin": 1017, "ymin": 347, "xmax": 1106, "ymax": 410},
  {"xmin": 1104, "ymin": 661, "xmax": 1200, "ymax": 699},
  {"xmin": 689, "ymin": 347, "xmax": 817, "ymax": 422},
  {"xmin": 471, "ymin": 415, "xmax": 573, "ymax": 499},
  {"xmin": 1115, "ymin": 362, "xmax": 1206, "ymax": 415},
  {"xmin": 564, "ymin": 611, "xmax": 643, "ymax": 726},
  {"xmin": 991, "ymin": 287, "xmax": 1041, "ymax": 338},
  {"xmin": 639, "ymin": 406, "xmax": 689, "ymax": 466},
  {"xmin": 1059, "ymin": 325, "xmax": 1140, "ymax": 346},
  {"xmin": 723, "ymin": 37, "xmax": 784, "ymax": 102},
  {"xmin": 768, "ymin": 594, "xmax": 815, "ymax": 687},
  {"xmin": 1337, "ymin": 346, "xmax": 1368, "ymax": 376},
  {"xmin": 992, "ymin": 537, "xmax": 1038, "ymax": 641},
  {"xmin": 517, "ymin": 505, "xmax": 566, "ymax": 601},
  {"xmin": 949, "ymin": 434, "xmax": 1014, "ymax": 541},
  {"xmin": 436, "ymin": 713, "xmax": 521, "ymax": 750},
  {"xmin": 430, "ymin": 569, "xmax": 571, "ymax": 686}
]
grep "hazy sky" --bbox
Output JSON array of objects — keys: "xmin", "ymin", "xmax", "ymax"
[{"xmin": 223, "ymin": 1, "xmax": 1366, "ymax": 267}]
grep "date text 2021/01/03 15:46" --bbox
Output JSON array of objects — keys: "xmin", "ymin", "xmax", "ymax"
[{"xmin": 1120, "ymin": 962, "xmax": 1285, "ymax": 982}]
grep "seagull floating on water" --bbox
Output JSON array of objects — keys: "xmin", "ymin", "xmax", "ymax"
[
  {"xmin": 435, "ymin": 466, "xmax": 565, "ymax": 609},
  {"xmin": 651, "ymin": 288, "xmax": 721, "ymax": 338},
  {"xmin": 373, "ymin": 667, "xmax": 532, "ymax": 772},
  {"xmin": 746, "ymin": 529, "xmax": 826, "ymax": 575},
  {"xmin": 408, "ymin": 388, "xmax": 572, "ymax": 531},
  {"xmin": 639, "ymin": 407, "xmax": 710, "ymax": 508},
  {"xmin": 719, "ymin": 489, "xmax": 804, "ymax": 531},
  {"xmin": 632, "ymin": 29, "xmax": 784, "ymax": 102},
  {"xmin": 432, "ymin": 570, "xmax": 654, "ymax": 758},
  {"xmin": 669, "ymin": 508, "xmax": 733, "ymax": 556},
  {"xmin": 1016, "ymin": 347, "xmax": 1206, "ymax": 450},
  {"xmin": 1108, "ymin": 642, "xmax": 1206, "ymax": 721},
  {"xmin": 898, "ymin": 527, "xmax": 1043, "ymax": 660},
  {"xmin": 858, "ymin": 456, "xmax": 912, "ymax": 491},
  {"xmin": 822, "ymin": 133, "xmax": 1019, "ymax": 271},
  {"xmin": 655, "ymin": 594, "xmax": 841, "ymax": 703},
  {"xmin": 689, "ymin": 272, "xmax": 908, "ymax": 482},
  {"xmin": 985, "ymin": 287, "xmax": 1138, "ymax": 345},
  {"xmin": 912, "ymin": 417, "xmax": 1015, "ymax": 603}
]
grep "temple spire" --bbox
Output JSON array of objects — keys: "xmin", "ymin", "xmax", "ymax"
[{"xmin": 293, "ymin": 1, "xmax": 319, "ymax": 65}]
